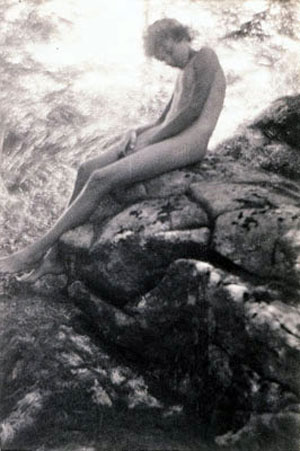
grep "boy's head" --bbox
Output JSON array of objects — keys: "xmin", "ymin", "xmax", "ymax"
[{"xmin": 143, "ymin": 19, "xmax": 192, "ymax": 60}]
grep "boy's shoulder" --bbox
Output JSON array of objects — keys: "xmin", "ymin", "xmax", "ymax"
[
  {"xmin": 194, "ymin": 46, "xmax": 218, "ymax": 63},
  {"xmin": 190, "ymin": 46, "xmax": 219, "ymax": 71}
]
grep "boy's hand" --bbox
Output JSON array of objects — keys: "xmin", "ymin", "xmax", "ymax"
[
  {"xmin": 121, "ymin": 129, "xmax": 137, "ymax": 150},
  {"xmin": 128, "ymin": 130, "xmax": 137, "ymax": 149},
  {"xmin": 118, "ymin": 130, "xmax": 137, "ymax": 156}
]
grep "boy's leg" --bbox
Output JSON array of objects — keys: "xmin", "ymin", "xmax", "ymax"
[
  {"xmin": 68, "ymin": 133, "xmax": 131, "ymax": 204},
  {"xmin": 17, "ymin": 135, "xmax": 130, "ymax": 281},
  {"xmin": 0, "ymin": 130, "xmax": 209, "ymax": 275},
  {"xmin": 0, "ymin": 69, "xmax": 225, "ymax": 275}
]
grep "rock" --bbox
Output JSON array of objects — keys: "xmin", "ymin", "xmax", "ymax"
[
  {"xmin": 61, "ymin": 104, "xmax": 300, "ymax": 302},
  {"xmin": 61, "ymin": 194, "xmax": 209, "ymax": 305},
  {"xmin": 68, "ymin": 258, "xmax": 300, "ymax": 446},
  {"xmin": 216, "ymin": 95, "xmax": 300, "ymax": 179},
  {"xmin": 2, "ymin": 95, "xmax": 300, "ymax": 449},
  {"xmin": 215, "ymin": 412, "xmax": 300, "ymax": 451},
  {"xmin": 58, "ymin": 95, "xmax": 300, "ymax": 449},
  {"xmin": 213, "ymin": 204, "xmax": 300, "ymax": 282},
  {"xmin": 252, "ymin": 94, "xmax": 300, "ymax": 148},
  {"xmin": 190, "ymin": 180, "xmax": 300, "ymax": 283},
  {"xmin": 0, "ymin": 294, "xmax": 189, "ymax": 450}
]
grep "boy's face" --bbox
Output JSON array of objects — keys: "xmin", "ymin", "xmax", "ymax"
[{"xmin": 154, "ymin": 38, "xmax": 190, "ymax": 69}]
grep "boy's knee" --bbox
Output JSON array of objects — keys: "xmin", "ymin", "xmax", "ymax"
[
  {"xmin": 77, "ymin": 161, "xmax": 94, "ymax": 183},
  {"xmin": 87, "ymin": 169, "xmax": 112, "ymax": 192},
  {"xmin": 78, "ymin": 162, "xmax": 88, "ymax": 180}
]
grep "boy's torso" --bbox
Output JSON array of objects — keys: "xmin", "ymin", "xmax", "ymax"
[{"xmin": 163, "ymin": 57, "xmax": 196, "ymax": 123}]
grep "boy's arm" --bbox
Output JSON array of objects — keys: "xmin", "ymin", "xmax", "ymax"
[
  {"xmin": 145, "ymin": 48, "xmax": 220, "ymax": 145},
  {"xmin": 135, "ymin": 95, "xmax": 174, "ymax": 136}
]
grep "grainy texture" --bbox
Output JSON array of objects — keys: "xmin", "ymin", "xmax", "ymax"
[{"xmin": 1, "ymin": 95, "xmax": 300, "ymax": 451}]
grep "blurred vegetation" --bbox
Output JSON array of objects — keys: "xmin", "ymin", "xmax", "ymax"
[{"xmin": 0, "ymin": 0, "xmax": 172, "ymax": 265}]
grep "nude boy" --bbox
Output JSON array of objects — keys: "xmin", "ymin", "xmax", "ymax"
[{"xmin": 0, "ymin": 18, "xmax": 226, "ymax": 279}]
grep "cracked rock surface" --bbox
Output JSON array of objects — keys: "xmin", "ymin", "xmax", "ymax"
[
  {"xmin": 59, "ymin": 95, "xmax": 300, "ymax": 449},
  {"xmin": 61, "ymin": 96, "xmax": 300, "ymax": 305},
  {"xmin": 1, "ymin": 95, "xmax": 300, "ymax": 450}
]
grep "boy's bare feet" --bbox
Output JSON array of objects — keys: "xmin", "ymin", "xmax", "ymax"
[
  {"xmin": 0, "ymin": 247, "xmax": 44, "ymax": 275},
  {"xmin": 16, "ymin": 248, "xmax": 65, "ymax": 283}
]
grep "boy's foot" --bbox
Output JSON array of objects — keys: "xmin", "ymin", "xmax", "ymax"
[
  {"xmin": 16, "ymin": 251, "xmax": 65, "ymax": 283},
  {"xmin": 0, "ymin": 248, "xmax": 43, "ymax": 275}
]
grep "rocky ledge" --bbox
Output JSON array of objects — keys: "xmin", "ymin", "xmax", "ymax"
[{"xmin": 1, "ymin": 95, "xmax": 300, "ymax": 450}]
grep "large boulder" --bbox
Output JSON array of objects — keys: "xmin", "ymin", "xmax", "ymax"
[
  {"xmin": 68, "ymin": 258, "xmax": 300, "ymax": 450},
  {"xmin": 2, "ymin": 95, "xmax": 300, "ymax": 450},
  {"xmin": 59, "ymin": 95, "xmax": 300, "ymax": 449},
  {"xmin": 60, "ymin": 96, "xmax": 300, "ymax": 305},
  {"xmin": 0, "ymin": 293, "xmax": 195, "ymax": 451},
  {"xmin": 216, "ymin": 94, "xmax": 300, "ymax": 179}
]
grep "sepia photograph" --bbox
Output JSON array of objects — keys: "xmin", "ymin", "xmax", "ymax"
[{"xmin": 0, "ymin": 0, "xmax": 300, "ymax": 449}]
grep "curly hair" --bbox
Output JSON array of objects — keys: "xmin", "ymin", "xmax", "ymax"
[{"xmin": 143, "ymin": 19, "xmax": 193, "ymax": 58}]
